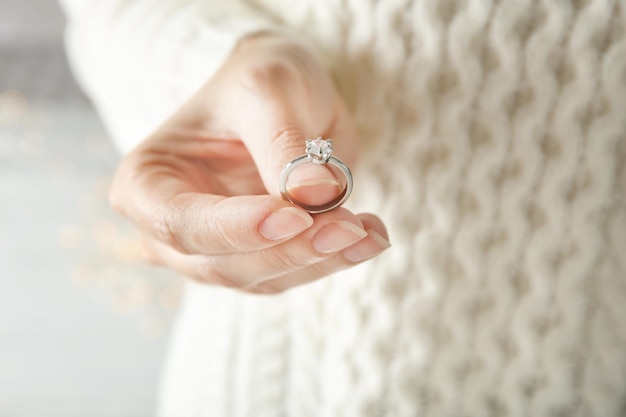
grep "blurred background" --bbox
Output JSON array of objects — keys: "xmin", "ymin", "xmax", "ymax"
[{"xmin": 0, "ymin": 1, "xmax": 180, "ymax": 416}]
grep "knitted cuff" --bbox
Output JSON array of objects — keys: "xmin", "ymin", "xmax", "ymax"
[{"xmin": 61, "ymin": 0, "xmax": 314, "ymax": 153}]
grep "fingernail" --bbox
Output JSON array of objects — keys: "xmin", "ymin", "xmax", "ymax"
[
  {"xmin": 288, "ymin": 178, "xmax": 341, "ymax": 188},
  {"xmin": 286, "ymin": 163, "xmax": 339, "ymax": 188},
  {"xmin": 286, "ymin": 182, "xmax": 343, "ymax": 207},
  {"xmin": 259, "ymin": 207, "xmax": 314, "ymax": 240},
  {"xmin": 312, "ymin": 221, "xmax": 369, "ymax": 254},
  {"xmin": 343, "ymin": 229, "xmax": 391, "ymax": 262}
]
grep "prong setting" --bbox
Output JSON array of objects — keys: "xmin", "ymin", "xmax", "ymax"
[{"xmin": 305, "ymin": 136, "xmax": 333, "ymax": 164}]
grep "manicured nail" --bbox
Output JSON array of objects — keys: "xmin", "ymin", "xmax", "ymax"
[
  {"xmin": 312, "ymin": 221, "xmax": 369, "ymax": 254},
  {"xmin": 259, "ymin": 207, "xmax": 314, "ymax": 240},
  {"xmin": 286, "ymin": 163, "xmax": 340, "ymax": 188},
  {"xmin": 343, "ymin": 229, "xmax": 391, "ymax": 262},
  {"xmin": 286, "ymin": 182, "xmax": 343, "ymax": 207},
  {"xmin": 288, "ymin": 178, "xmax": 341, "ymax": 188}
]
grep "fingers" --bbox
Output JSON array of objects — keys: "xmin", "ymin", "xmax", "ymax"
[
  {"xmin": 254, "ymin": 229, "xmax": 391, "ymax": 294},
  {"xmin": 202, "ymin": 208, "xmax": 368, "ymax": 287},
  {"xmin": 255, "ymin": 213, "xmax": 390, "ymax": 292},
  {"xmin": 139, "ymin": 211, "xmax": 391, "ymax": 294}
]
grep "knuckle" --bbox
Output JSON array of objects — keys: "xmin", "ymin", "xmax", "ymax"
[
  {"xmin": 248, "ymin": 58, "xmax": 297, "ymax": 86},
  {"xmin": 308, "ymin": 256, "xmax": 346, "ymax": 278},
  {"xmin": 268, "ymin": 127, "xmax": 305, "ymax": 163},
  {"xmin": 152, "ymin": 208, "xmax": 188, "ymax": 254},
  {"xmin": 308, "ymin": 262, "xmax": 331, "ymax": 278},
  {"xmin": 151, "ymin": 215, "xmax": 177, "ymax": 247},
  {"xmin": 211, "ymin": 209, "xmax": 245, "ymax": 251},
  {"xmin": 261, "ymin": 246, "xmax": 308, "ymax": 272},
  {"xmin": 271, "ymin": 127, "xmax": 304, "ymax": 149}
]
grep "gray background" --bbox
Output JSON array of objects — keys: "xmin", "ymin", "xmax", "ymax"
[{"xmin": 0, "ymin": 1, "xmax": 178, "ymax": 416}]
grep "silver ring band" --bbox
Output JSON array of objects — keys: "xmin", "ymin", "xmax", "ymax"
[{"xmin": 279, "ymin": 138, "xmax": 353, "ymax": 214}]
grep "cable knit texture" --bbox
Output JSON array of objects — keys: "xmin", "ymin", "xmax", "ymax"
[{"xmin": 61, "ymin": 0, "xmax": 626, "ymax": 416}]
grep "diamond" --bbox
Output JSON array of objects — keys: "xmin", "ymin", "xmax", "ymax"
[{"xmin": 305, "ymin": 137, "xmax": 333, "ymax": 164}]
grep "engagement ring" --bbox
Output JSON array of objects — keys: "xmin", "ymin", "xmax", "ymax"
[{"xmin": 279, "ymin": 137, "xmax": 353, "ymax": 214}]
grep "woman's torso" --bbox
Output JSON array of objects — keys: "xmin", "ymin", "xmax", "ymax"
[{"xmin": 162, "ymin": 1, "xmax": 626, "ymax": 416}]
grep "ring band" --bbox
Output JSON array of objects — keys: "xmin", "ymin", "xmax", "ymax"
[{"xmin": 279, "ymin": 137, "xmax": 353, "ymax": 214}]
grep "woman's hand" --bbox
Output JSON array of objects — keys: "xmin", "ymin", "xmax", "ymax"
[{"xmin": 109, "ymin": 33, "xmax": 390, "ymax": 294}]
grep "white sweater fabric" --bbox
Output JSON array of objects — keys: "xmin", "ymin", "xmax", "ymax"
[{"xmin": 60, "ymin": 0, "xmax": 626, "ymax": 416}]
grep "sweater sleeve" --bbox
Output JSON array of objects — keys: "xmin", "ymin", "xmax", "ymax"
[{"xmin": 59, "ymin": 0, "xmax": 282, "ymax": 153}]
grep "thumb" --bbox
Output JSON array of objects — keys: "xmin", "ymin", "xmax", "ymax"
[
  {"xmin": 219, "ymin": 37, "xmax": 357, "ymax": 208},
  {"xmin": 236, "ymin": 94, "xmax": 345, "ymax": 208},
  {"xmin": 251, "ymin": 128, "xmax": 343, "ymax": 208}
]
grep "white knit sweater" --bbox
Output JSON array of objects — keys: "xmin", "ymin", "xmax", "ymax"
[{"xmin": 60, "ymin": 1, "xmax": 626, "ymax": 416}]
